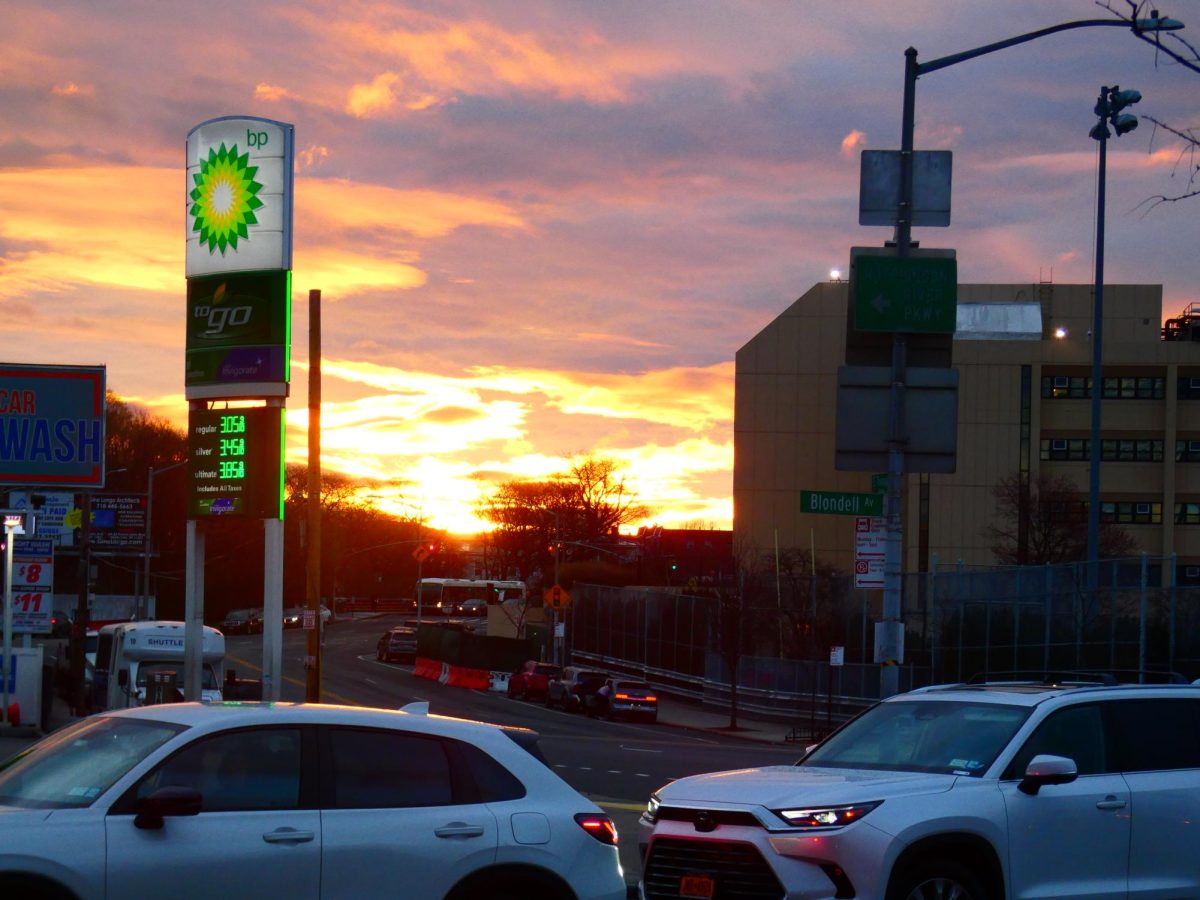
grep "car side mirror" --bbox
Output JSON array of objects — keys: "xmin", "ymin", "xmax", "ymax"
[
  {"xmin": 1018, "ymin": 754, "xmax": 1078, "ymax": 795},
  {"xmin": 117, "ymin": 669, "xmax": 129, "ymax": 688},
  {"xmin": 134, "ymin": 786, "xmax": 203, "ymax": 830}
]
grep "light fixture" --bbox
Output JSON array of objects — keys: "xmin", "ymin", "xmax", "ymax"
[
  {"xmin": 830, "ymin": 268, "xmax": 842, "ymax": 282},
  {"xmin": 1054, "ymin": 326, "xmax": 1068, "ymax": 339}
]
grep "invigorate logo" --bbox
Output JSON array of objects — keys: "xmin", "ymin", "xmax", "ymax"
[{"xmin": 189, "ymin": 143, "xmax": 264, "ymax": 254}]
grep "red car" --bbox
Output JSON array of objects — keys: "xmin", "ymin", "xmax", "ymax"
[{"xmin": 508, "ymin": 660, "xmax": 562, "ymax": 701}]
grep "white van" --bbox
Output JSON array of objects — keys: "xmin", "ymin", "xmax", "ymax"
[{"xmin": 94, "ymin": 621, "xmax": 225, "ymax": 709}]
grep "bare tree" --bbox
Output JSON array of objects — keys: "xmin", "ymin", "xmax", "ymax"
[
  {"xmin": 1100, "ymin": 1, "xmax": 1200, "ymax": 207},
  {"xmin": 986, "ymin": 471, "xmax": 1136, "ymax": 564}
]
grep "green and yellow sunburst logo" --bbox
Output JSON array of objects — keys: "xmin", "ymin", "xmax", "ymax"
[{"xmin": 189, "ymin": 143, "xmax": 264, "ymax": 254}]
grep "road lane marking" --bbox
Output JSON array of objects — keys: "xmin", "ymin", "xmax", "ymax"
[
  {"xmin": 226, "ymin": 654, "xmax": 358, "ymax": 706},
  {"xmin": 597, "ymin": 801, "xmax": 646, "ymax": 812},
  {"xmin": 620, "ymin": 746, "xmax": 662, "ymax": 753}
]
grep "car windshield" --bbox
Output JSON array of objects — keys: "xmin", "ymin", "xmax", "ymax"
[
  {"xmin": 0, "ymin": 716, "xmax": 184, "ymax": 809},
  {"xmin": 800, "ymin": 699, "xmax": 1030, "ymax": 777}
]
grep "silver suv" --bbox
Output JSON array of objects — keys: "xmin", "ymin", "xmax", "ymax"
[{"xmin": 638, "ymin": 676, "xmax": 1200, "ymax": 899}]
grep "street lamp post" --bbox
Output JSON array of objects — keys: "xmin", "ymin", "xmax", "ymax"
[
  {"xmin": 1086, "ymin": 85, "xmax": 1143, "ymax": 595},
  {"xmin": 881, "ymin": 12, "xmax": 1183, "ymax": 698},
  {"xmin": 142, "ymin": 461, "xmax": 187, "ymax": 621}
]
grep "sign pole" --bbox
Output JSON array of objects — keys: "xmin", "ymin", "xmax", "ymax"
[
  {"xmin": 2, "ymin": 518, "xmax": 15, "ymax": 722},
  {"xmin": 184, "ymin": 518, "xmax": 204, "ymax": 700},
  {"xmin": 305, "ymin": 289, "xmax": 322, "ymax": 702}
]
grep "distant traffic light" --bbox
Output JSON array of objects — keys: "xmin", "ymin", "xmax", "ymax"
[{"xmin": 1090, "ymin": 85, "xmax": 1141, "ymax": 141}]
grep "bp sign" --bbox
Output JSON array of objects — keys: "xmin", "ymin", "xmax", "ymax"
[
  {"xmin": 188, "ymin": 406, "xmax": 283, "ymax": 519},
  {"xmin": 186, "ymin": 117, "xmax": 294, "ymax": 278}
]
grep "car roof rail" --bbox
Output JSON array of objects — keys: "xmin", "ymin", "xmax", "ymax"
[
  {"xmin": 967, "ymin": 670, "xmax": 1118, "ymax": 686},
  {"xmin": 968, "ymin": 668, "xmax": 1190, "ymax": 686}
]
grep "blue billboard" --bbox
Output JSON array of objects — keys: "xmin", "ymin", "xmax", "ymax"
[{"xmin": 0, "ymin": 364, "xmax": 106, "ymax": 487}]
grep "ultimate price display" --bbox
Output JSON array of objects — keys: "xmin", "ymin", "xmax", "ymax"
[{"xmin": 188, "ymin": 407, "xmax": 283, "ymax": 519}]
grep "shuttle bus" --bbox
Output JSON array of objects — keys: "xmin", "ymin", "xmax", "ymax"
[{"xmin": 415, "ymin": 578, "xmax": 526, "ymax": 615}]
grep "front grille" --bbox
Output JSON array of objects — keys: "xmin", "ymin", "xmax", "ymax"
[
  {"xmin": 643, "ymin": 837, "xmax": 785, "ymax": 899},
  {"xmin": 656, "ymin": 807, "xmax": 762, "ymax": 828}
]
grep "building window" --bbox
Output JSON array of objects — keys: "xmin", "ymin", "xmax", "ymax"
[
  {"xmin": 1177, "ymin": 377, "xmax": 1200, "ymax": 399},
  {"xmin": 1176, "ymin": 503, "xmax": 1200, "ymax": 525},
  {"xmin": 1101, "ymin": 501, "xmax": 1161, "ymax": 525},
  {"xmin": 1048, "ymin": 500, "xmax": 1087, "ymax": 524},
  {"xmin": 1040, "ymin": 438, "xmax": 1088, "ymax": 461},
  {"xmin": 1041, "ymin": 375, "xmax": 1090, "ymax": 399},
  {"xmin": 1043, "ymin": 375, "xmax": 1164, "ymax": 400},
  {"xmin": 1100, "ymin": 376, "xmax": 1164, "ymax": 399},
  {"xmin": 1040, "ymin": 438, "xmax": 1163, "ymax": 461},
  {"xmin": 1101, "ymin": 439, "xmax": 1163, "ymax": 461},
  {"xmin": 1176, "ymin": 440, "xmax": 1200, "ymax": 463}
]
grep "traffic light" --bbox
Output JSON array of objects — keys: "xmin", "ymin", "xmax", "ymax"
[{"xmin": 1090, "ymin": 85, "xmax": 1141, "ymax": 141}]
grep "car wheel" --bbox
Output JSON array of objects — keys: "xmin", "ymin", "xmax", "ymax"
[
  {"xmin": 376, "ymin": 649, "xmax": 383, "ymax": 661},
  {"xmin": 890, "ymin": 859, "xmax": 989, "ymax": 900}
]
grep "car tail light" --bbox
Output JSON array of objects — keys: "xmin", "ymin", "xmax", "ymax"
[{"xmin": 574, "ymin": 813, "xmax": 618, "ymax": 845}]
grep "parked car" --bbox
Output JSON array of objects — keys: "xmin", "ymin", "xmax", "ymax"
[
  {"xmin": 0, "ymin": 702, "xmax": 626, "ymax": 900},
  {"xmin": 639, "ymin": 675, "xmax": 1200, "ymax": 900},
  {"xmin": 50, "ymin": 609, "xmax": 73, "ymax": 638},
  {"xmin": 546, "ymin": 666, "xmax": 610, "ymax": 712},
  {"xmin": 220, "ymin": 608, "xmax": 262, "ymax": 635},
  {"xmin": 281, "ymin": 606, "xmax": 333, "ymax": 629},
  {"xmin": 508, "ymin": 661, "xmax": 562, "ymax": 701},
  {"xmin": 376, "ymin": 626, "xmax": 417, "ymax": 663},
  {"xmin": 586, "ymin": 678, "xmax": 658, "ymax": 723}
]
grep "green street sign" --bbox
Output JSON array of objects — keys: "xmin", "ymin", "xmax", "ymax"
[
  {"xmin": 872, "ymin": 474, "xmax": 888, "ymax": 494},
  {"xmin": 801, "ymin": 490, "xmax": 883, "ymax": 516},
  {"xmin": 853, "ymin": 252, "xmax": 957, "ymax": 333}
]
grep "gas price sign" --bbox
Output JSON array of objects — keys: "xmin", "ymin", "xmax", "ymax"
[{"xmin": 188, "ymin": 406, "xmax": 283, "ymax": 519}]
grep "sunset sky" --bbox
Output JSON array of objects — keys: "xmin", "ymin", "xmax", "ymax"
[{"xmin": 2, "ymin": 1, "xmax": 1196, "ymax": 534}]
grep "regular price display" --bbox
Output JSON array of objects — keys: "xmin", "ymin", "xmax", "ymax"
[
  {"xmin": 188, "ymin": 407, "xmax": 283, "ymax": 519},
  {"xmin": 11, "ymin": 537, "xmax": 54, "ymax": 634}
]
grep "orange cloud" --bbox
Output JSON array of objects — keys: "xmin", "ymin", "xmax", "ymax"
[
  {"xmin": 51, "ymin": 82, "xmax": 94, "ymax": 97},
  {"xmin": 254, "ymin": 82, "xmax": 295, "ymax": 102},
  {"xmin": 0, "ymin": 165, "xmax": 527, "ymax": 301},
  {"xmin": 841, "ymin": 129, "xmax": 867, "ymax": 157}
]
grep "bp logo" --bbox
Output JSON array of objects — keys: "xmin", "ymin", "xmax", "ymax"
[{"xmin": 189, "ymin": 143, "xmax": 264, "ymax": 254}]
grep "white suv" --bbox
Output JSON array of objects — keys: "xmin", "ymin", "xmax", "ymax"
[
  {"xmin": 639, "ymin": 677, "xmax": 1200, "ymax": 899},
  {"xmin": 0, "ymin": 702, "xmax": 626, "ymax": 900}
]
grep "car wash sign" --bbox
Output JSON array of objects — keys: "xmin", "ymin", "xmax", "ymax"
[
  {"xmin": 0, "ymin": 364, "xmax": 106, "ymax": 487},
  {"xmin": 185, "ymin": 117, "xmax": 294, "ymax": 401}
]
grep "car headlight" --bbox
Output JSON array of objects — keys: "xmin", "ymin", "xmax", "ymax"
[
  {"xmin": 774, "ymin": 801, "xmax": 881, "ymax": 828},
  {"xmin": 644, "ymin": 793, "xmax": 661, "ymax": 823}
]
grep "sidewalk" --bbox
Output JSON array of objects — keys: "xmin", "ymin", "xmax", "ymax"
[
  {"xmin": 652, "ymin": 694, "xmax": 817, "ymax": 746},
  {"xmin": 0, "ymin": 690, "xmax": 78, "ymax": 760}
]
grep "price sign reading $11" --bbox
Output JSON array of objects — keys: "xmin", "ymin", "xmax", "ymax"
[{"xmin": 10, "ymin": 537, "xmax": 55, "ymax": 634}]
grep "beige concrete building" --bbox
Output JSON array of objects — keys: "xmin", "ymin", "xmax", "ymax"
[{"xmin": 734, "ymin": 281, "xmax": 1200, "ymax": 583}]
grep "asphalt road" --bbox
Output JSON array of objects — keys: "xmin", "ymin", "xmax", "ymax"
[{"xmin": 224, "ymin": 615, "xmax": 803, "ymax": 887}]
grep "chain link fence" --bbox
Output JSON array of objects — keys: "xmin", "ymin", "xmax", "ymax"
[{"xmin": 567, "ymin": 556, "xmax": 1200, "ymax": 732}]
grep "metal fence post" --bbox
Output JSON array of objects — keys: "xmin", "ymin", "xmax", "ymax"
[
  {"xmin": 1139, "ymin": 551, "xmax": 1148, "ymax": 682},
  {"xmin": 1169, "ymin": 552, "xmax": 1177, "ymax": 674},
  {"xmin": 1043, "ymin": 563, "xmax": 1053, "ymax": 671}
]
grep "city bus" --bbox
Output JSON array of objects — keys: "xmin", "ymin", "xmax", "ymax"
[{"xmin": 415, "ymin": 578, "xmax": 527, "ymax": 615}]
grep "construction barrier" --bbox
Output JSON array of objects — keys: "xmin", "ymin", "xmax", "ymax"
[{"xmin": 489, "ymin": 671, "xmax": 510, "ymax": 692}]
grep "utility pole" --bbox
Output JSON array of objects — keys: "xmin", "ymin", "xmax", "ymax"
[
  {"xmin": 69, "ymin": 492, "xmax": 91, "ymax": 714},
  {"xmin": 306, "ymin": 289, "xmax": 322, "ymax": 701}
]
